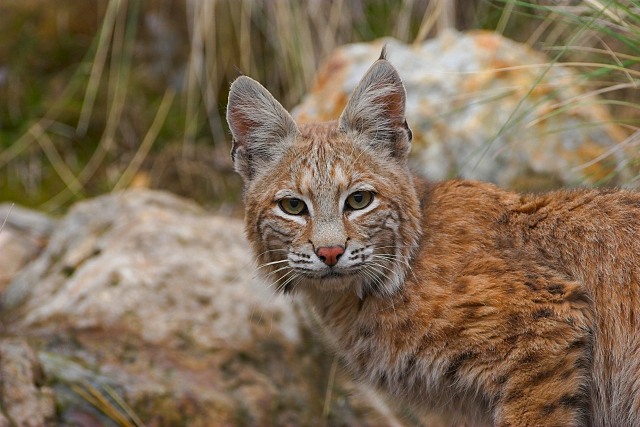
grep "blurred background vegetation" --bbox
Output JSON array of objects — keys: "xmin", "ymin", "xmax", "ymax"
[{"xmin": 1, "ymin": 0, "xmax": 639, "ymax": 215}]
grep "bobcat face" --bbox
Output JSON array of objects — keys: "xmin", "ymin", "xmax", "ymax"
[
  {"xmin": 228, "ymin": 53, "xmax": 421, "ymax": 297},
  {"xmin": 244, "ymin": 128, "xmax": 420, "ymax": 296}
]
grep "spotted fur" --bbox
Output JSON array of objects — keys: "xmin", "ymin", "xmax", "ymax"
[{"xmin": 227, "ymin": 56, "xmax": 640, "ymax": 426}]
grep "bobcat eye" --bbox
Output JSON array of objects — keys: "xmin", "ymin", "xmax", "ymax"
[
  {"xmin": 279, "ymin": 198, "xmax": 307, "ymax": 215},
  {"xmin": 346, "ymin": 191, "xmax": 373, "ymax": 210}
]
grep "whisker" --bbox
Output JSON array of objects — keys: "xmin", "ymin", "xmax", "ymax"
[
  {"xmin": 359, "ymin": 266, "xmax": 379, "ymax": 288},
  {"xmin": 279, "ymin": 271, "xmax": 301, "ymax": 293},
  {"xmin": 288, "ymin": 274, "xmax": 306, "ymax": 295},
  {"xmin": 367, "ymin": 261, "xmax": 399, "ymax": 276},
  {"xmin": 371, "ymin": 255, "xmax": 414, "ymax": 276},
  {"xmin": 264, "ymin": 264, "xmax": 293, "ymax": 279},
  {"xmin": 377, "ymin": 273, "xmax": 399, "ymax": 320},
  {"xmin": 371, "ymin": 255, "xmax": 411, "ymax": 263},
  {"xmin": 371, "ymin": 252, "xmax": 414, "ymax": 268},
  {"xmin": 268, "ymin": 269, "xmax": 296, "ymax": 292},
  {"xmin": 257, "ymin": 258, "xmax": 291, "ymax": 269},
  {"xmin": 256, "ymin": 248, "xmax": 288, "ymax": 255},
  {"xmin": 266, "ymin": 265, "xmax": 293, "ymax": 281},
  {"xmin": 371, "ymin": 251, "xmax": 413, "ymax": 262},
  {"xmin": 364, "ymin": 267, "xmax": 391, "ymax": 299},
  {"xmin": 364, "ymin": 264, "xmax": 389, "ymax": 288},
  {"xmin": 368, "ymin": 245, "xmax": 413, "ymax": 249},
  {"xmin": 369, "ymin": 247, "xmax": 414, "ymax": 253}
]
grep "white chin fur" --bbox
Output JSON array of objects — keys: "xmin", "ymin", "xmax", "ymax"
[{"xmin": 293, "ymin": 265, "xmax": 405, "ymax": 299}]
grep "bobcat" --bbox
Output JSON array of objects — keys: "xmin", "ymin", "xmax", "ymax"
[{"xmin": 226, "ymin": 51, "xmax": 640, "ymax": 426}]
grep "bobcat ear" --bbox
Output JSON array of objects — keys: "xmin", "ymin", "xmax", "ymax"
[
  {"xmin": 338, "ymin": 58, "xmax": 412, "ymax": 159},
  {"xmin": 227, "ymin": 76, "xmax": 298, "ymax": 181}
]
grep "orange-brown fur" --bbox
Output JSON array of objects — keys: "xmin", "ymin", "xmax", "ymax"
[{"xmin": 227, "ymin": 54, "xmax": 640, "ymax": 426}]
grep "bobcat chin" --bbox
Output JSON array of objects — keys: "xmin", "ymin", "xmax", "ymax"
[{"xmin": 227, "ymin": 51, "xmax": 640, "ymax": 426}]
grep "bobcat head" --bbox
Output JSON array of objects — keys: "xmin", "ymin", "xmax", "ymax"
[{"xmin": 227, "ymin": 52, "xmax": 422, "ymax": 298}]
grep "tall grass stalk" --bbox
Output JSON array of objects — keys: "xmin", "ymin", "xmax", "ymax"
[
  {"xmin": 1, "ymin": 0, "xmax": 639, "ymax": 212},
  {"xmin": 71, "ymin": 381, "xmax": 144, "ymax": 427}
]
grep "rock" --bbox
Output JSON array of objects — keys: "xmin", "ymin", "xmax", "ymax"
[
  {"xmin": 0, "ymin": 338, "xmax": 56, "ymax": 427},
  {"xmin": 293, "ymin": 30, "xmax": 637, "ymax": 191},
  {"xmin": 4, "ymin": 190, "xmax": 285, "ymax": 347},
  {"xmin": 2, "ymin": 190, "xmax": 407, "ymax": 426},
  {"xmin": 0, "ymin": 204, "xmax": 54, "ymax": 294}
]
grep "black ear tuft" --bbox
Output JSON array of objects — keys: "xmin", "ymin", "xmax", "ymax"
[
  {"xmin": 233, "ymin": 66, "xmax": 244, "ymax": 77},
  {"xmin": 379, "ymin": 44, "xmax": 388, "ymax": 61}
]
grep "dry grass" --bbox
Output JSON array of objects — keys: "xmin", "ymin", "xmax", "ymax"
[
  {"xmin": 72, "ymin": 380, "xmax": 145, "ymax": 427},
  {"xmin": 0, "ymin": 0, "xmax": 638, "ymax": 214},
  {"xmin": 0, "ymin": 203, "xmax": 13, "ymax": 234}
]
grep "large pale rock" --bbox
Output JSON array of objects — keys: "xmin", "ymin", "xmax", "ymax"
[
  {"xmin": 0, "ymin": 204, "xmax": 54, "ymax": 293},
  {"xmin": 2, "ymin": 190, "xmax": 406, "ymax": 426},
  {"xmin": 294, "ymin": 31, "xmax": 636, "ymax": 191},
  {"xmin": 4, "ymin": 191, "xmax": 298, "ymax": 347}
]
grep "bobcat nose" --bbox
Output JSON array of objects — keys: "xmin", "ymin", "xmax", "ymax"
[{"xmin": 316, "ymin": 245, "xmax": 345, "ymax": 267}]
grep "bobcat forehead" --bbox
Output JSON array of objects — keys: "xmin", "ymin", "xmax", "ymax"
[{"xmin": 292, "ymin": 138, "xmax": 354, "ymax": 195}]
